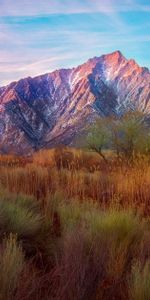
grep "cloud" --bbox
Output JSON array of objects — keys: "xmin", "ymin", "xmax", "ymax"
[
  {"xmin": 0, "ymin": 0, "xmax": 149, "ymax": 17},
  {"xmin": 0, "ymin": 26, "xmax": 149, "ymax": 86},
  {"xmin": 0, "ymin": 0, "xmax": 112, "ymax": 16},
  {"xmin": 0, "ymin": 0, "xmax": 149, "ymax": 86}
]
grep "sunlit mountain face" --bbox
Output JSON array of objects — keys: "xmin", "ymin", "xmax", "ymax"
[{"xmin": 0, "ymin": 51, "xmax": 149, "ymax": 154}]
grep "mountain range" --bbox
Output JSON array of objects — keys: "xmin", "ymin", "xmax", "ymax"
[{"xmin": 0, "ymin": 50, "xmax": 149, "ymax": 154}]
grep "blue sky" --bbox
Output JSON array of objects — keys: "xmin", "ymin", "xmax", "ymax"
[{"xmin": 0, "ymin": 0, "xmax": 149, "ymax": 86}]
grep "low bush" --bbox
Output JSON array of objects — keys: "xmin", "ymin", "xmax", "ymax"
[
  {"xmin": 0, "ymin": 234, "xmax": 24, "ymax": 300},
  {"xmin": 0, "ymin": 198, "xmax": 42, "ymax": 240},
  {"xmin": 130, "ymin": 260, "xmax": 150, "ymax": 300}
]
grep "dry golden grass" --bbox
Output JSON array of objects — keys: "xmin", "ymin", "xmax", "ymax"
[
  {"xmin": 0, "ymin": 147, "xmax": 149, "ymax": 299},
  {"xmin": 0, "ymin": 147, "xmax": 150, "ymax": 216}
]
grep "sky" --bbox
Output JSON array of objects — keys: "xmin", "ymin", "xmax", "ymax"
[{"xmin": 0, "ymin": 0, "xmax": 149, "ymax": 86}]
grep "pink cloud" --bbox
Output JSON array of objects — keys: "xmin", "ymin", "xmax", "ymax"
[{"xmin": 0, "ymin": 0, "xmax": 149, "ymax": 17}]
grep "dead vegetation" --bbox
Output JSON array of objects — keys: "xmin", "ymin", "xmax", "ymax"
[{"xmin": 0, "ymin": 147, "xmax": 149, "ymax": 299}]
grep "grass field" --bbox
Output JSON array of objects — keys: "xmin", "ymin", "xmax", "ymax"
[{"xmin": 0, "ymin": 147, "xmax": 149, "ymax": 300}]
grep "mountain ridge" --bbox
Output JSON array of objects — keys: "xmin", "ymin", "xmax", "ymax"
[{"xmin": 0, "ymin": 50, "xmax": 149, "ymax": 154}]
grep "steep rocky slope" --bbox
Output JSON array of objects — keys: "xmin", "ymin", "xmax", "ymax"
[{"xmin": 0, "ymin": 51, "xmax": 149, "ymax": 154}]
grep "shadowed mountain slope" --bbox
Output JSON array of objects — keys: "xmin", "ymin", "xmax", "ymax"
[{"xmin": 0, "ymin": 51, "xmax": 149, "ymax": 154}]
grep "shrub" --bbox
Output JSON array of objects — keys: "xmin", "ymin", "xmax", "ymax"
[
  {"xmin": 130, "ymin": 260, "xmax": 150, "ymax": 300},
  {"xmin": 57, "ymin": 199, "xmax": 99, "ymax": 232},
  {"xmin": 54, "ymin": 226, "xmax": 108, "ymax": 300},
  {"xmin": 0, "ymin": 234, "xmax": 24, "ymax": 300},
  {"xmin": 53, "ymin": 203, "xmax": 146, "ymax": 300},
  {"xmin": 0, "ymin": 198, "xmax": 42, "ymax": 240},
  {"xmin": 57, "ymin": 200, "xmax": 142, "ymax": 243}
]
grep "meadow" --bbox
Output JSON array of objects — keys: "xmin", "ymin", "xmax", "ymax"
[{"xmin": 0, "ymin": 147, "xmax": 149, "ymax": 300}]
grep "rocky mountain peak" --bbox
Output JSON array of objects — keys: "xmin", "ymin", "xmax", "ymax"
[{"xmin": 0, "ymin": 51, "xmax": 149, "ymax": 154}]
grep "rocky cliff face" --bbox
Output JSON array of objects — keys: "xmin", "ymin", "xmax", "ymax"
[{"xmin": 0, "ymin": 51, "xmax": 149, "ymax": 154}]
